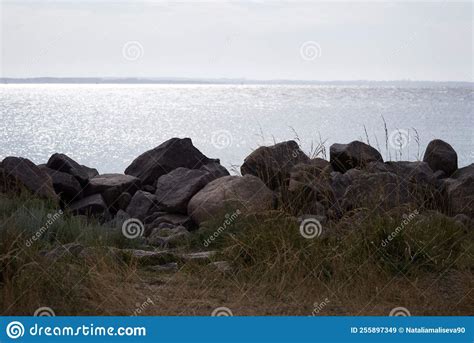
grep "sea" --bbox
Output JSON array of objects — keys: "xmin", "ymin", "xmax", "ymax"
[{"xmin": 1, "ymin": 83, "xmax": 472, "ymax": 173}]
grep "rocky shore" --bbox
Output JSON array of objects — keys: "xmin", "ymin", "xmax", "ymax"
[
  {"xmin": 1, "ymin": 137, "xmax": 472, "ymax": 234},
  {"xmin": 1, "ymin": 136, "xmax": 473, "ymax": 315}
]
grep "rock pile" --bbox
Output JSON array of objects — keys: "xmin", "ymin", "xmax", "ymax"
[{"xmin": 1, "ymin": 137, "xmax": 473, "ymax": 246}]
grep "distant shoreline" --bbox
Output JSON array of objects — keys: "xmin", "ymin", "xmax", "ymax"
[{"xmin": 1, "ymin": 78, "xmax": 472, "ymax": 86}]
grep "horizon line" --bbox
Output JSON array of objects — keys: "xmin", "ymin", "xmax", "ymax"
[{"xmin": 1, "ymin": 77, "xmax": 473, "ymax": 85}]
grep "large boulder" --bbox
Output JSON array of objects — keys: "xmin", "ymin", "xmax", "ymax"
[
  {"xmin": 330, "ymin": 141, "xmax": 383, "ymax": 172},
  {"xmin": 423, "ymin": 139, "xmax": 458, "ymax": 177},
  {"xmin": 46, "ymin": 153, "xmax": 98, "ymax": 186},
  {"xmin": 0, "ymin": 157, "xmax": 58, "ymax": 201},
  {"xmin": 86, "ymin": 173, "xmax": 141, "ymax": 210},
  {"xmin": 125, "ymin": 190, "xmax": 160, "ymax": 220},
  {"xmin": 124, "ymin": 138, "xmax": 215, "ymax": 185},
  {"xmin": 69, "ymin": 194, "xmax": 108, "ymax": 216},
  {"xmin": 155, "ymin": 168, "xmax": 215, "ymax": 214},
  {"xmin": 188, "ymin": 175, "xmax": 274, "ymax": 225},
  {"xmin": 446, "ymin": 164, "xmax": 474, "ymax": 218},
  {"xmin": 241, "ymin": 140, "xmax": 310, "ymax": 191},
  {"xmin": 39, "ymin": 166, "xmax": 83, "ymax": 202}
]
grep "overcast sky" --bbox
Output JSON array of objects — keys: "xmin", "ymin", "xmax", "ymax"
[{"xmin": 1, "ymin": 0, "xmax": 472, "ymax": 81}]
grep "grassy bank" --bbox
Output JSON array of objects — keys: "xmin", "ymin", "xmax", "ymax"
[{"xmin": 0, "ymin": 193, "xmax": 472, "ymax": 315}]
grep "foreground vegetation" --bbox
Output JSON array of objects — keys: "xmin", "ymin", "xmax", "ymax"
[{"xmin": 1, "ymin": 192, "xmax": 472, "ymax": 315}]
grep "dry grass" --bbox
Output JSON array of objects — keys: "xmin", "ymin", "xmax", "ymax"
[{"xmin": 0, "ymin": 188, "xmax": 472, "ymax": 316}]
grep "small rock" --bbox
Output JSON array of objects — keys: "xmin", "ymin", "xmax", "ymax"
[
  {"xmin": 147, "ymin": 262, "xmax": 179, "ymax": 273},
  {"xmin": 208, "ymin": 261, "xmax": 232, "ymax": 273}
]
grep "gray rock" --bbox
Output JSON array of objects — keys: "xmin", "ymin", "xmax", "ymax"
[
  {"xmin": 155, "ymin": 168, "xmax": 215, "ymax": 214},
  {"xmin": 125, "ymin": 191, "xmax": 159, "ymax": 220},
  {"xmin": 46, "ymin": 153, "xmax": 98, "ymax": 186},
  {"xmin": 146, "ymin": 213, "xmax": 196, "ymax": 233},
  {"xmin": 180, "ymin": 251, "xmax": 217, "ymax": 262},
  {"xmin": 86, "ymin": 173, "xmax": 141, "ymax": 211},
  {"xmin": 116, "ymin": 192, "xmax": 132, "ymax": 211},
  {"xmin": 241, "ymin": 140, "xmax": 310, "ymax": 190},
  {"xmin": 124, "ymin": 137, "xmax": 214, "ymax": 185},
  {"xmin": 122, "ymin": 249, "xmax": 177, "ymax": 266},
  {"xmin": 70, "ymin": 194, "xmax": 108, "ymax": 216},
  {"xmin": 330, "ymin": 141, "xmax": 383, "ymax": 172},
  {"xmin": 446, "ymin": 164, "xmax": 474, "ymax": 218},
  {"xmin": 342, "ymin": 172, "xmax": 417, "ymax": 211},
  {"xmin": 147, "ymin": 262, "xmax": 179, "ymax": 273},
  {"xmin": 423, "ymin": 139, "xmax": 458, "ymax": 176},
  {"xmin": 0, "ymin": 157, "xmax": 58, "ymax": 201},
  {"xmin": 87, "ymin": 173, "xmax": 141, "ymax": 195},
  {"xmin": 200, "ymin": 162, "xmax": 230, "ymax": 179},
  {"xmin": 39, "ymin": 166, "xmax": 82, "ymax": 202},
  {"xmin": 142, "ymin": 185, "xmax": 156, "ymax": 193},
  {"xmin": 188, "ymin": 175, "xmax": 274, "ymax": 225},
  {"xmin": 147, "ymin": 225, "xmax": 190, "ymax": 248},
  {"xmin": 208, "ymin": 261, "xmax": 232, "ymax": 273}
]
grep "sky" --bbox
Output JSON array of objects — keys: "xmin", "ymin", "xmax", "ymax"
[{"xmin": 1, "ymin": 0, "xmax": 472, "ymax": 81}]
